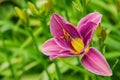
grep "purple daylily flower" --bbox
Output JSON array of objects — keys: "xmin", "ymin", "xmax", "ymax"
[{"xmin": 41, "ymin": 12, "xmax": 112, "ymax": 76}]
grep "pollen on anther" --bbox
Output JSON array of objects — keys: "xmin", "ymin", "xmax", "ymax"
[
  {"xmin": 60, "ymin": 36, "xmax": 64, "ymax": 38},
  {"xmin": 62, "ymin": 29, "xmax": 70, "ymax": 40}
]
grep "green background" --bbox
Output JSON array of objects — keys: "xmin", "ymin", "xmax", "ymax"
[{"xmin": 0, "ymin": 0, "xmax": 120, "ymax": 80}]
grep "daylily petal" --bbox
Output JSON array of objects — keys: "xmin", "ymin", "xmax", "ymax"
[
  {"xmin": 41, "ymin": 38, "xmax": 64, "ymax": 55},
  {"xmin": 80, "ymin": 22, "xmax": 97, "ymax": 47},
  {"xmin": 50, "ymin": 13, "xmax": 81, "ymax": 50},
  {"xmin": 77, "ymin": 12, "xmax": 102, "ymax": 29},
  {"xmin": 81, "ymin": 47, "xmax": 112, "ymax": 76}
]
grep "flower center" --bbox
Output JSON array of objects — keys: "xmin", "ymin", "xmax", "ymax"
[
  {"xmin": 60, "ymin": 29, "xmax": 84, "ymax": 54},
  {"xmin": 71, "ymin": 38, "xmax": 84, "ymax": 54}
]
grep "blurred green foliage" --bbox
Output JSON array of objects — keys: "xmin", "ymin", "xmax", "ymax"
[{"xmin": 0, "ymin": 0, "xmax": 120, "ymax": 80}]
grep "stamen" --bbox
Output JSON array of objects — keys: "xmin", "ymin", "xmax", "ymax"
[
  {"xmin": 60, "ymin": 29, "xmax": 71, "ymax": 40},
  {"xmin": 60, "ymin": 36, "xmax": 64, "ymax": 38},
  {"xmin": 63, "ymin": 29, "xmax": 70, "ymax": 40}
]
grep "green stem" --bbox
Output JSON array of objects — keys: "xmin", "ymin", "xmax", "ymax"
[
  {"xmin": 80, "ymin": 0, "xmax": 86, "ymax": 15},
  {"xmin": 25, "ymin": 21, "xmax": 51, "ymax": 80},
  {"xmin": 76, "ymin": 56, "xmax": 81, "ymax": 67},
  {"xmin": 84, "ymin": 74, "xmax": 89, "ymax": 80},
  {"xmin": 112, "ymin": 59, "xmax": 119, "ymax": 70},
  {"xmin": 54, "ymin": 59, "xmax": 63, "ymax": 80},
  {"xmin": 44, "ymin": 63, "xmax": 52, "ymax": 80},
  {"xmin": 26, "ymin": 27, "xmax": 41, "ymax": 57},
  {"xmin": 2, "ymin": 35, "xmax": 17, "ymax": 80},
  {"xmin": 83, "ymin": 0, "xmax": 86, "ymax": 15},
  {"xmin": 20, "ymin": 27, "xmax": 42, "ymax": 49},
  {"xmin": 62, "ymin": 0, "xmax": 69, "ymax": 21}
]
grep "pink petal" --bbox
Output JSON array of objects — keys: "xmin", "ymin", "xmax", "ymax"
[
  {"xmin": 50, "ymin": 13, "xmax": 81, "ymax": 50},
  {"xmin": 80, "ymin": 22, "xmax": 97, "ymax": 47},
  {"xmin": 77, "ymin": 12, "xmax": 102, "ymax": 46},
  {"xmin": 41, "ymin": 38, "xmax": 73, "ymax": 60},
  {"xmin": 77, "ymin": 12, "xmax": 102, "ymax": 28},
  {"xmin": 41, "ymin": 38, "xmax": 64, "ymax": 55},
  {"xmin": 81, "ymin": 47, "xmax": 112, "ymax": 76}
]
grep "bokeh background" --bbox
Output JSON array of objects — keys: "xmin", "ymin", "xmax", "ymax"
[{"xmin": 0, "ymin": 0, "xmax": 120, "ymax": 80}]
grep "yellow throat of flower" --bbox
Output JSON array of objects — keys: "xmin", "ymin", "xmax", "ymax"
[
  {"xmin": 60, "ymin": 29, "xmax": 85, "ymax": 54},
  {"xmin": 71, "ymin": 38, "xmax": 84, "ymax": 54}
]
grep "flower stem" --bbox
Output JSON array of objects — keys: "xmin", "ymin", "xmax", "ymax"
[
  {"xmin": 76, "ymin": 56, "xmax": 81, "ymax": 67},
  {"xmin": 62, "ymin": 0, "xmax": 69, "ymax": 21},
  {"xmin": 112, "ymin": 59, "xmax": 119, "ymax": 70},
  {"xmin": 80, "ymin": 0, "xmax": 86, "ymax": 15},
  {"xmin": 25, "ymin": 20, "xmax": 52, "ymax": 80},
  {"xmin": 54, "ymin": 59, "xmax": 63, "ymax": 80},
  {"xmin": 83, "ymin": 0, "xmax": 86, "ymax": 15}
]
